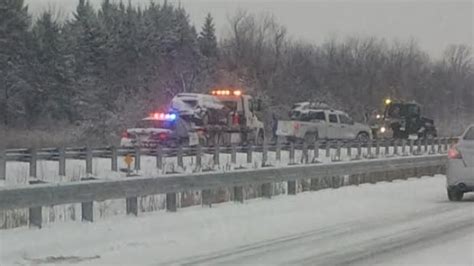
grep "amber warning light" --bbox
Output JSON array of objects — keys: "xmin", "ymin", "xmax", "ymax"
[{"xmin": 211, "ymin": 89, "xmax": 242, "ymax": 96}]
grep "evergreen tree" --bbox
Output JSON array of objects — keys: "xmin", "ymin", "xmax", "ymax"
[
  {"xmin": 0, "ymin": 0, "xmax": 32, "ymax": 125},
  {"xmin": 31, "ymin": 11, "xmax": 75, "ymax": 122},
  {"xmin": 67, "ymin": 0, "xmax": 108, "ymax": 121},
  {"xmin": 198, "ymin": 13, "xmax": 218, "ymax": 58}
]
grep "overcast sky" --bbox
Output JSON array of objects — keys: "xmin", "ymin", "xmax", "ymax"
[{"xmin": 26, "ymin": 0, "xmax": 473, "ymax": 58}]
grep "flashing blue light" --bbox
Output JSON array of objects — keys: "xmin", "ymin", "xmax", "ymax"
[{"xmin": 151, "ymin": 112, "xmax": 178, "ymax": 121}]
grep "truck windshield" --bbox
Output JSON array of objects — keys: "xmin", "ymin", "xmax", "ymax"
[
  {"xmin": 464, "ymin": 126, "xmax": 474, "ymax": 140},
  {"xmin": 136, "ymin": 120, "xmax": 175, "ymax": 129},
  {"xmin": 386, "ymin": 103, "xmax": 419, "ymax": 118},
  {"xmin": 221, "ymin": 100, "xmax": 238, "ymax": 111}
]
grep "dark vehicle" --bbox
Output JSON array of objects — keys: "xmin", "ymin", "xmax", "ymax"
[
  {"xmin": 120, "ymin": 113, "xmax": 200, "ymax": 148},
  {"xmin": 372, "ymin": 99, "xmax": 437, "ymax": 139}
]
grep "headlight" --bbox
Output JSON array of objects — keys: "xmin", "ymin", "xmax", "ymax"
[
  {"xmin": 376, "ymin": 114, "xmax": 381, "ymax": 119},
  {"xmin": 380, "ymin": 126, "xmax": 386, "ymax": 133}
]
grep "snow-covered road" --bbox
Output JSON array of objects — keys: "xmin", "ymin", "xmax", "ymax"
[{"xmin": 1, "ymin": 175, "xmax": 473, "ymax": 265}]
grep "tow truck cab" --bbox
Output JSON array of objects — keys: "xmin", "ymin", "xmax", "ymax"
[
  {"xmin": 171, "ymin": 89, "xmax": 265, "ymax": 145},
  {"xmin": 209, "ymin": 89, "xmax": 263, "ymax": 131}
]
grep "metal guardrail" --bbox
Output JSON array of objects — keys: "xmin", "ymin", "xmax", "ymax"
[
  {"xmin": 0, "ymin": 137, "xmax": 457, "ymax": 181},
  {"xmin": 0, "ymin": 154, "xmax": 447, "ymax": 228}
]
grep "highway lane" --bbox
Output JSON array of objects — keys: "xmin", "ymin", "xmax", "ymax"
[{"xmin": 1, "ymin": 175, "xmax": 473, "ymax": 265}]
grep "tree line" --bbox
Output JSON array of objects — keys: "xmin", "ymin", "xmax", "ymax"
[{"xmin": 1, "ymin": 0, "xmax": 472, "ymax": 143}]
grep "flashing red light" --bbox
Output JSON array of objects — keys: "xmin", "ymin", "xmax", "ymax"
[
  {"xmin": 122, "ymin": 131, "xmax": 135, "ymax": 139},
  {"xmin": 158, "ymin": 132, "xmax": 167, "ymax": 141},
  {"xmin": 150, "ymin": 112, "xmax": 177, "ymax": 121},
  {"xmin": 232, "ymin": 113, "xmax": 240, "ymax": 125},
  {"xmin": 448, "ymin": 145, "xmax": 462, "ymax": 159}
]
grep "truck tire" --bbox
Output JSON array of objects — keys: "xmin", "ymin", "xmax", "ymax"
[
  {"xmin": 447, "ymin": 187, "xmax": 463, "ymax": 201},
  {"xmin": 304, "ymin": 132, "xmax": 318, "ymax": 144},
  {"xmin": 356, "ymin": 132, "xmax": 370, "ymax": 142},
  {"xmin": 256, "ymin": 130, "xmax": 265, "ymax": 146}
]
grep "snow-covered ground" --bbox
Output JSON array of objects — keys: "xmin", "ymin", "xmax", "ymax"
[{"xmin": 1, "ymin": 175, "xmax": 472, "ymax": 265}]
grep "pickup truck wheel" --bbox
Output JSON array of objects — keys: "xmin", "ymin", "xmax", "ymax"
[
  {"xmin": 256, "ymin": 131, "xmax": 265, "ymax": 146},
  {"xmin": 423, "ymin": 131, "xmax": 435, "ymax": 140},
  {"xmin": 447, "ymin": 187, "xmax": 463, "ymax": 201},
  {"xmin": 304, "ymin": 133, "xmax": 318, "ymax": 144},
  {"xmin": 356, "ymin": 132, "xmax": 370, "ymax": 142}
]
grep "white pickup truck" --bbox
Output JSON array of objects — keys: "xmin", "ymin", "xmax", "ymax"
[{"xmin": 276, "ymin": 109, "xmax": 372, "ymax": 142}]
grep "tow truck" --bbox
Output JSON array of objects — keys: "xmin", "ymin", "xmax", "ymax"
[
  {"xmin": 120, "ymin": 112, "xmax": 200, "ymax": 148},
  {"xmin": 171, "ymin": 88, "xmax": 265, "ymax": 146},
  {"xmin": 371, "ymin": 98, "xmax": 437, "ymax": 139}
]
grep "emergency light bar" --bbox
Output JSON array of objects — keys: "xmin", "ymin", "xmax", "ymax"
[
  {"xmin": 211, "ymin": 89, "xmax": 242, "ymax": 96},
  {"xmin": 151, "ymin": 112, "xmax": 177, "ymax": 121}
]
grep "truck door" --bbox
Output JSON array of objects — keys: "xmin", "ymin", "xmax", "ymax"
[
  {"xmin": 338, "ymin": 114, "xmax": 356, "ymax": 139},
  {"xmin": 308, "ymin": 111, "xmax": 327, "ymax": 138},
  {"xmin": 327, "ymin": 113, "xmax": 341, "ymax": 139}
]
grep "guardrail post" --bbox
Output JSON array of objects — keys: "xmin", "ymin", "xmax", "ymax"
[
  {"xmin": 310, "ymin": 177, "xmax": 320, "ymax": 190},
  {"xmin": 202, "ymin": 189, "xmax": 212, "ymax": 207},
  {"xmin": 262, "ymin": 141, "xmax": 268, "ymax": 167},
  {"xmin": 213, "ymin": 144, "xmax": 220, "ymax": 166},
  {"xmin": 126, "ymin": 197, "xmax": 138, "ymax": 216},
  {"xmin": 246, "ymin": 144, "xmax": 253, "ymax": 164},
  {"xmin": 196, "ymin": 144, "xmax": 202, "ymax": 168},
  {"xmin": 336, "ymin": 141, "xmax": 342, "ymax": 160},
  {"xmin": 313, "ymin": 140, "xmax": 319, "ymax": 162},
  {"xmin": 58, "ymin": 147, "xmax": 66, "ymax": 176},
  {"xmin": 367, "ymin": 140, "xmax": 373, "ymax": 158},
  {"xmin": 435, "ymin": 138, "xmax": 440, "ymax": 154},
  {"xmin": 0, "ymin": 149, "xmax": 5, "ymax": 181},
  {"xmin": 28, "ymin": 180, "xmax": 43, "ymax": 228},
  {"xmin": 384, "ymin": 140, "xmax": 390, "ymax": 156},
  {"xmin": 401, "ymin": 139, "xmax": 406, "ymax": 155},
  {"xmin": 234, "ymin": 186, "xmax": 244, "ymax": 203},
  {"xmin": 289, "ymin": 142, "xmax": 295, "ymax": 165},
  {"xmin": 29, "ymin": 148, "xmax": 37, "ymax": 178},
  {"xmin": 177, "ymin": 145, "xmax": 184, "ymax": 168},
  {"xmin": 417, "ymin": 139, "xmax": 422, "ymax": 155},
  {"xmin": 156, "ymin": 145, "xmax": 163, "ymax": 170},
  {"xmin": 301, "ymin": 141, "xmax": 308, "ymax": 164},
  {"xmin": 325, "ymin": 141, "xmax": 330, "ymax": 158},
  {"xmin": 347, "ymin": 142, "xmax": 352, "ymax": 159},
  {"xmin": 134, "ymin": 146, "xmax": 141, "ymax": 171},
  {"xmin": 409, "ymin": 139, "xmax": 414, "ymax": 155},
  {"xmin": 82, "ymin": 201, "xmax": 94, "ymax": 222},
  {"xmin": 424, "ymin": 138, "xmax": 428, "ymax": 154},
  {"xmin": 375, "ymin": 139, "xmax": 380, "ymax": 156},
  {"xmin": 444, "ymin": 138, "xmax": 449, "ymax": 152},
  {"xmin": 110, "ymin": 146, "xmax": 118, "ymax": 172},
  {"xmin": 262, "ymin": 183, "xmax": 272, "ymax": 198},
  {"xmin": 166, "ymin": 193, "xmax": 177, "ymax": 212},
  {"xmin": 125, "ymin": 171, "xmax": 138, "ymax": 216},
  {"xmin": 275, "ymin": 138, "xmax": 281, "ymax": 161},
  {"xmin": 231, "ymin": 144, "xmax": 237, "ymax": 164},
  {"xmin": 80, "ymin": 178, "xmax": 94, "ymax": 222},
  {"xmin": 288, "ymin": 180, "xmax": 297, "ymax": 195},
  {"xmin": 357, "ymin": 142, "xmax": 362, "ymax": 158},
  {"xmin": 29, "ymin": 206, "xmax": 42, "ymax": 228},
  {"xmin": 86, "ymin": 147, "xmax": 93, "ymax": 176},
  {"xmin": 394, "ymin": 139, "xmax": 399, "ymax": 155},
  {"xmin": 430, "ymin": 139, "xmax": 436, "ymax": 154}
]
